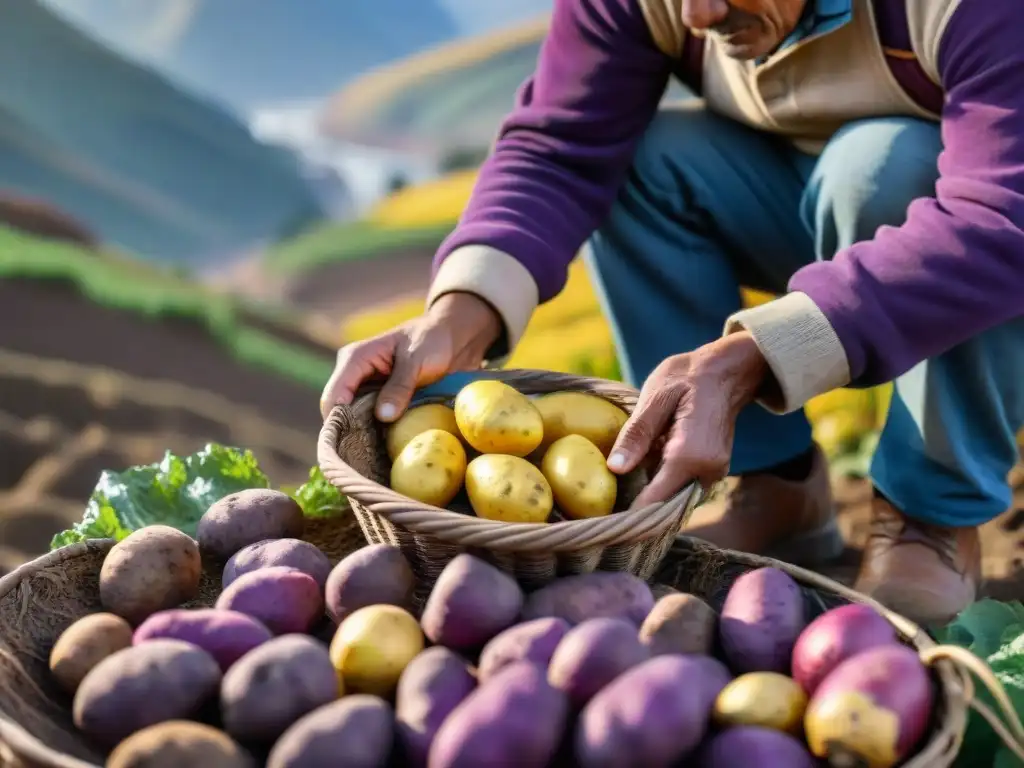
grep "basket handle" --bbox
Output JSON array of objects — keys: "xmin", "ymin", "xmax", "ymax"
[{"xmin": 920, "ymin": 644, "xmax": 1024, "ymax": 762}]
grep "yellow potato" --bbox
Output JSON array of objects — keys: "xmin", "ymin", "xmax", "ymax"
[
  {"xmin": 465, "ymin": 454, "xmax": 553, "ymax": 524},
  {"xmin": 330, "ymin": 604, "xmax": 424, "ymax": 698},
  {"xmin": 390, "ymin": 429, "xmax": 467, "ymax": 508},
  {"xmin": 541, "ymin": 434, "xmax": 617, "ymax": 520},
  {"xmin": 534, "ymin": 392, "xmax": 628, "ymax": 456},
  {"xmin": 386, "ymin": 403, "xmax": 460, "ymax": 460},
  {"xmin": 712, "ymin": 672, "xmax": 808, "ymax": 735},
  {"xmin": 454, "ymin": 380, "xmax": 543, "ymax": 456}
]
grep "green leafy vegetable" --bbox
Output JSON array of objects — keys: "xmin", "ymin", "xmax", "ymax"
[
  {"xmin": 50, "ymin": 444, "xmax": 345, "ymax": 550},
  {"xmin": 282, "ymin": 466, "xmax": 348, "ymax": 518},
  {"xmin": 935, "ymin": 600, "xmax": 1024, "ymax": 768}
]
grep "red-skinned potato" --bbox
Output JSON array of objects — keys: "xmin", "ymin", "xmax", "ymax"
[
  {"xmin": 791, "ymin": 603, "xmax": 898, "ymax": 694},
  {"xmin": 804, "ymin": 644, "xmax": 934, "ymax": 768}
]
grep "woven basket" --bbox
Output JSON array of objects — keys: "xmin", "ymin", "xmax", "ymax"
[
  {"xmin": 0, "ymin": 525, "xmax": 1002, "ymax": 768},
  {"xmin": 318, "ymin": 370, "xmax": 702, "ymax": 601}
]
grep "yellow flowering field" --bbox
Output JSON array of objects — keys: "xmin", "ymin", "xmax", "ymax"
[{"xmin": 342, "ymin": 170, "xmax": 895, "ymax": 465}]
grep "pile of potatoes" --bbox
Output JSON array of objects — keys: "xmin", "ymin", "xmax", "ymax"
[
  {"xmin": 387, "ymin": 382, "xmax": 630, "ymax": 522},
  {"xmin": 47, "ymin": 484, "xmax": 936, "ymax": 768}
]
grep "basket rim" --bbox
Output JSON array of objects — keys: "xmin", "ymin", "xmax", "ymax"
[
  {"xmin": 317, "ymin": 369, "xmax": 701, "ymax": 552},
  {"xmin": 0, "ymin": 540, "xmax": 114, "ymax": 768}
]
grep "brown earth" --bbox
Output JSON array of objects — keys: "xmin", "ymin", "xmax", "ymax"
[
  {"xmin": 0, "ymin": 278, "xmax": 334, "ymax": 575},
  {"xmin": 0, "ymin": 193, "xmax": 97, "ymax": 247}
]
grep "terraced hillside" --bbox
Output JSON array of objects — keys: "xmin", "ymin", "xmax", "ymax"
[{"xmin": 0, "ymin": 228, "xmax": 335, "ymax": 573}]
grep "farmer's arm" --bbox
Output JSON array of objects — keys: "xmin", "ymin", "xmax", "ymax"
[
  {"xmin": 426, "ymin": 0, "xmax": 675, "ymax": 359},
  {"xmin": 724, "ymin": 0, "xmax": 1024, "ymax": 413}
]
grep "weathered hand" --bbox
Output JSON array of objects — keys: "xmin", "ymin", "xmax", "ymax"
[
  {"xmin": 607, "ymin": 332, "xmax": 769, "ymax": 508},
  {"xmin": 320, "ymin": 293, "xmax": 502, "ymax": 422}
]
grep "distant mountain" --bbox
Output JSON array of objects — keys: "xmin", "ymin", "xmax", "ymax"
[
  {"xmin": 43, "ymin": 0, "xmax": 460, "ymax": 114},
  {"xmin": 321, "ymin": 18, "xmax": 548, "ymax": 157},
  {"xmin": 42, "ymin": 0, "xmax": 552, "ymax": 114},
  {"xmin": 0, "ymin": 0, "xmax": 324, "ymax": 265}
]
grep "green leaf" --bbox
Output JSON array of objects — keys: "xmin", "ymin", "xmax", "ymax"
[
  {"xmin": 935, "ymin": 600, "xmax": 1024, "ymax": 659},
  {"xmin": 940, "ymin": 601, "xmax": 1024, "ymax": 767},
  {"xmin": 282, "ymin": 466, "xmax": 348, "ymax": 519},
  {"xmin": 49, "ymin": 444, "xmax": 270, "ymax": 548}
]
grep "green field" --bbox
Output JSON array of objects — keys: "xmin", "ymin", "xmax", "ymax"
[
  {"xmin": 0, "ymin": 226, "xmax": 333, "ymax": 389},
  {"xmin": 264, "ymin": 218, "xmax": 453, "ymax": 275}
]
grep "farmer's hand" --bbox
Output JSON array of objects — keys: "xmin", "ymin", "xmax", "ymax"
[
  {"xmin": 607, "ymin": 331, "xmax": 770, "ymax": 508},
  {"xmin": 320, "ymin": 292, "xmax": 502, "ymax": 422}
]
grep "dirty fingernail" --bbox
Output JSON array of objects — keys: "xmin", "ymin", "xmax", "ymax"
[
  {"xmin": 377, "ymin": 402, "xmax": 397, "ymax": 421},
  {"xmin": 607, "ymin": 452, "xmax": 627, "ymax": 471}
]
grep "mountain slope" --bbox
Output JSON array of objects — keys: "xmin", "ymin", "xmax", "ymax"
[
  {"xmin": 44, "ymin": 0, "xmax": 464, "ymax": 113},
  {"xmin": 0, "ymin": 0, "xmax": 324, "ymax": 264},
  {"xmin": 322, "ymin": 17, "xmax": 547, "ymax": 154}
]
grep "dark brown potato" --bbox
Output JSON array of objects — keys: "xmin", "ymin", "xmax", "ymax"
[
  {"xmin": 106, "ymin": 720, "xmax": 254, "ymax": 768},
  {"xmin": 197, "ymin": 489, "xmax": 304, "ymax": 561},
  {"xmin": 73, "ymin": 640, "xmax": 221, "ymax": 746},
  {"xmin": 99, "ymin": 526, "xmax": 202, "ymax": 626},
  {"xmin": 49, "ymin": 612, "xmax": 133, "ymax": 693},
  {"xmin": 638, "ymin": 593, "xmax": 718, "ymax": 657},
  {"xmin": 221, "ymin": 634, "xmax": 338, "ymax": 743}
]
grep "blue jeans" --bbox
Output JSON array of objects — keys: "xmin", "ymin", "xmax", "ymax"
[{"xmin": 586, "ymin": 103, "xmax": 1024, "ymax": 528}]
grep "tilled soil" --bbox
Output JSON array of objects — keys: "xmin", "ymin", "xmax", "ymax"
[{"xmin": 0, "ymin": 279, "xmax": 333, "ymax": 574}]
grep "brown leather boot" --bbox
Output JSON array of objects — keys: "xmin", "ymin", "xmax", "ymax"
[
  {"xmin": 681, "ymin": 446, "xmax": 844, "ymax": 567},
  {"xmin": 853, "ymin": 496, "xmax": 981, "ymax": 627}
]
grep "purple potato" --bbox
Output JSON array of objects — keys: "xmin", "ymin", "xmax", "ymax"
[
  {"xmin": 477, "ymin": 618, "xmax": 571, "ymax": 683},
  {"xmin": 719, "ymin": 568, "xmax": 805, "ymax": 674},
  {"xmin": 428, "ymin": 662, "xmax": 568, "ymax": 768},
  {"xmin": 521, "ymin": 571, "xmax": 654, "ymax": 626},
  {"xmin": 220, "ymin": 635, "xmax": 337, "ymax": 743},
  {"xmin": 267, "ymin": 695, "xmax": 394, "ymax": 768},
  {"xmin": 686, "ymin": 654, "xmax": 734, "ymax": 710},
  {"xmin": 547, "ymin": 618, "xmax": 649, "ymax": 707},
  {"xmin": 324, "ymin": 544, "xmax": 415, "ymax": 624},
  {"xmin": 133, "ymin": 609, "xmax": 272, "ymax": 671},
  {"xmin": 197, "ymin": 489, "xmax": 304, "ymax": 560},
  {"xmin": 575, "ymin": 655, "xmax": 713, "ymax": 767},
  {"xmin": 215, "ymin": 566, "xmax": 323, "ymax": 635},
  {"xmin": 223, "ymin": 539, "xmax": 332, "ymax": 590},
  {"xmin": 395, "ymin": 647, "xmax": 477, "ymax": 767},
  {"xmin": 697, "ymin": 726, "xmax": 817, "ymax": 767},
  {"xmin": 72, "ymin": 640, "xmax": 221, "ymax": 746},
  {"xmin": 420, "ymin": 554, "xmax": 523, "ymax": 650}
]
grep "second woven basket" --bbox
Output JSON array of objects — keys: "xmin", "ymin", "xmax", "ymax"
[{"xmin": 318, "ymin": 370, "xmax": 702, "ymax": 600}]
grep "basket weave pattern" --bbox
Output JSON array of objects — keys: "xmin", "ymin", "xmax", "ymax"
[
  {"xmin": 0, "ymin": 530, "xmax": 969, "ymax": 767},
  {"xmin": 0, "ymin": 516, "xmax": 368, "ymax": 768},
  {"xmin": 317, "ymin": 370, "xmax": 702, "ymax": 600}
]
